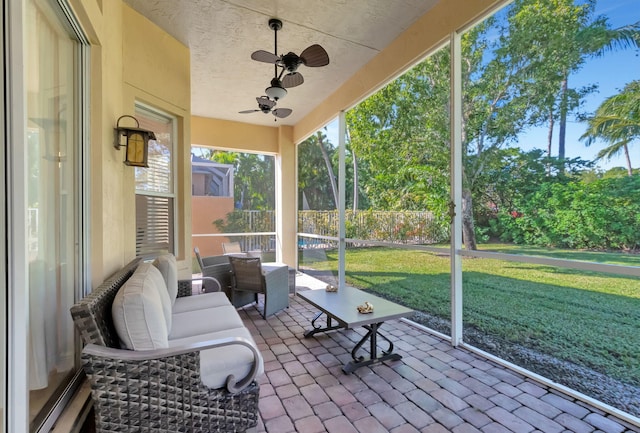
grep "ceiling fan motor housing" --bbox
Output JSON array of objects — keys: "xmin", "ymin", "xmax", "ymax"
[{"xmin": 281, "ymin": 52, "xmax": 302, "ymax": 73}]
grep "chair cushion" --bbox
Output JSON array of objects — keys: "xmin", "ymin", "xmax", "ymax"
[
  {"xmin": 153, "ymin": 253, "xmax": 178, "ymax": 305},
  {"xmin": 169, "ymin": 304, "xmax": 244, "ymax": 340},
  {"xmin": 172, "ymin": 291, "xmax": 231, "ymax": 314},
  {"xmin": 111, "ymin": 263, "xmax": 172, "ymax": 350},
  {"xmin": 229, "ymin": 256, "xmax": 264, "ymax": 292},
  {"xmin": 168, "ymin": 326, "xmax": 264, "ymax": 389}
]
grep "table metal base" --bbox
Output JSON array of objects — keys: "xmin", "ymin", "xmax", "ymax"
[
  {"xmin": 303, "ymin": 312, "xmax": 402, "ymax": 374},
  {"xmin": 303, "ymin": 311, "xmax": 345, "ymax": 338}
]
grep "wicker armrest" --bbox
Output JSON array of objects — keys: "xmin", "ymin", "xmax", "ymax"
[
  {"xmin": 177, "ymin": 276, "xmax": 222, "ymax": 297},
  {"xmin": 82, "ymin": 337, "xmax": 260, "ymax": 431},
  {"xmin": 82, "ymin": 336, "xmax": 260, "ymax": 393}
]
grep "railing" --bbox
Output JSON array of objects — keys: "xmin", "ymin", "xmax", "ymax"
[
  {"xmin": 298, "ymin": 210, "xmax": 449, "ymax": 245},
  {"xmin": 202, "ymin": 209, "xmax": 449, "ymax": 252},
  {"xmin": 193, "ymin": 232, "xmax": 276, "ymax": 252}
]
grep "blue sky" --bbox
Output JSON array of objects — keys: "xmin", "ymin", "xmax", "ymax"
[
  {"xmin": 325, "ymin": 0, "xmax": 640, "ymax": 171},
  {"xmin": 519, "ymin": 0, "xmax": 640, "ymax": 170}
]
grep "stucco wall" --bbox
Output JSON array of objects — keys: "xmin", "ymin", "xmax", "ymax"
[
  {"xmin": 191, "ymin": 196, "xmax": 234, "ymax": 257},
  {"xmin": 72, "ymin": 0, "xmax": 191, "ymax": 284},
  {"xmin": 191, "ymin": 117, "xmax": 280, "ymax": 153}
]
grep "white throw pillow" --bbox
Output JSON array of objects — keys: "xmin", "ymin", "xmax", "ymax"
[
  {"xmin": 111, "ymin": 263, "xmax": 172, "ymax": 350},
  {"xmin": 153, "ymin": 253, "xmax": 178, "ymax": 305}
]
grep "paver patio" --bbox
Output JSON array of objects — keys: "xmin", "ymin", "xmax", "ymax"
[{"xmin": 239, "ymin": 274, "xmax": 639, "ymax": 433}]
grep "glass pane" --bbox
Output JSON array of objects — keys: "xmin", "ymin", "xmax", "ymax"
[
  {"xmin": 25, "ymin": 0, "xmax": 80, "ymax": 429},
  {"xmin": 463, "ymin": 257, "xmax": 640, "ymax": 416},
  {"xmin": 134, "ymin": 108, "xmax": 175, "ymax": 257},
  {"xmin": 191, "ymin": 147, "xmax": 275, "ymax": 259},
  {"xmin": 297, "ymin": 41, "xmax": 454, "ymax": 326},
  {"xmin": 135, "ymin": 108, "xmax": 173, "ymax": 194},
  {"xmin": 297, "ymin": 122, "xmax": 340, "ymax": 280},
  {"xmin": 460, "ymin": 0, "xmax": 640, "ymax": 418},
  {"xmin": 463, "ymin": 0, "xmax": 640, "ymax": 261}
]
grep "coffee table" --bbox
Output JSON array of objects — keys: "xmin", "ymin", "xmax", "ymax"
[{"xmin": 297, "ymin": 286, "xmax": 414, "ymax": 373}]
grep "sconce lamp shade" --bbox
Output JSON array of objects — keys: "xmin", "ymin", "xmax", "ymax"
[{"xmin": 114, "ymin": 115, "xmax": 156, "ymax": 167}]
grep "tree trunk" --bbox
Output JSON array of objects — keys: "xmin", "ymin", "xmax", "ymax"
[
  {"xmin": 318, "ymin": 131, "xmax": 339, "ymax": 209},
  {"xmin": 546, "ymin": 112, "xmax": 554, "ymax": 175},
  {"xmin": 624, "ymin": 143, "xmax": 633, "ymax": 176},
  {"xmin": 558, "ymin": 76, "xmax": 568, "ymax": 164},
  {"xmin": 346, "ymin": 126, "xmax": 358, "ymax": 211},
  {"xmin": 462, "ymin": 189, "xmax": 477, "ymax": 250},
  {"xmin": 352, "ymin": 151, "xmax": 359, "ymax": 211}
]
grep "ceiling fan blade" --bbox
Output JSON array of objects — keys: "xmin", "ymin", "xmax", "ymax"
[
  {"xmin": 256, "ymin": 96, "xmax": 276, "ymax": 108},
  {"xmin": 251, "ymin": 50, "xmax": 279, "ymax": 64},
  {"xmin": 272, "ymin": 108, "xmax": 292, "ymax": 119},
  {"xmin": 300, "ymin": 44, "xmax": 329, "ymax": 67},
  {"xmin": 282, "ymin": 72, "xmax": 304, "ymax": 88},
  {"xmin": 239, "ymin": 109, "xmax": 260, "ymax": 114}
]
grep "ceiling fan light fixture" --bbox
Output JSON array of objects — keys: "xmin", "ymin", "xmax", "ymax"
[{"xmin": 265, "ymin": 79, "xmax": 287, "ymax": 101}]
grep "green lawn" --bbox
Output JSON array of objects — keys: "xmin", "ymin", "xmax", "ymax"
[{"xmin": 300, "ymin": 245, "xmax": 640, "ymax": 386}]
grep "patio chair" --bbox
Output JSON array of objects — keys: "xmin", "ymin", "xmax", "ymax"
[
  {"xmin": 222, "ymin": 241, "xmax": 244, "ymax": 255},
  {"xmin": 229, "ymin": 256, "xmax": 289, "ymax": 318},
  {"xmin": 194, "ymin": 246, "xmax": 232, "ymax": 294}
]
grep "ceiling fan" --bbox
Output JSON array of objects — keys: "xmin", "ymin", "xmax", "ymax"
[
  {"xmin": 239, "ymin": 96, "xmax": 292, "ymax": 119},
  {"xmin": 251, "ymin": 18, "xmax": 329, "ymax": 99}
]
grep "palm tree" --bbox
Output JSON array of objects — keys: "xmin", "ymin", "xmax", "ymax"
[
  {"xmin": 581, "ymin": 80, "xmax": 640, "ymax": 176},
  {"xmin": 555, "ymin": 18, "xmax": 640, "ymax": 165}
]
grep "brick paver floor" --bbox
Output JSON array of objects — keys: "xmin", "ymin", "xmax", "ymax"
[{"xmin": 240, "ymin": 280, "xmax": 639, "ymax": 433}]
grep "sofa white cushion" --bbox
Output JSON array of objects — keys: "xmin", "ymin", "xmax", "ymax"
[
  {"xmin": 172, "ymin": 291, "xmax": 231, "ymax": 314},
  {"xmin": 168, "ymin": 326, "xmax": 264, "ymax": 389},
  {"xmin": 112, "ymin": 263, "xmax": 172, "ymax": 350},
  {"xmin": 152, "ymin": 253, "xmax": 178, "ymax": 305},
  {"xmin": 169, "ymin": 305, "xmax": 244, "ymax": 340}
]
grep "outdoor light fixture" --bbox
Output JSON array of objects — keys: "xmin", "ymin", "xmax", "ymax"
[
  {"xmin": 264, "ymin": 78, "xmax": 287, "ymax": 101},
  {"xmin": 114, "ymin": 115, "xmax": 156, "ymax": 167}
]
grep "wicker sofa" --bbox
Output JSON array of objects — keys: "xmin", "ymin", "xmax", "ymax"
[{"xmin": 70, "ymin": 255, "xmax": 263, "ymax": 432}]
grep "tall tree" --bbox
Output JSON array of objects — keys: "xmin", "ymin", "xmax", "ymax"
[
  {"xmin": 504, "ymin": 0, "xmax": 596, "ymax": 163},
  {"xmin": 347, "ymin": 52, "xmax": 451, "ymax": 215},
  {"xmin": 298, "ymin": 134, "xmax": 336, "ymax": 210},
  {"xmin": 345, "ymin": 1, "xmax": 639, "ymax": 250},
  {"xmin": 581, "ymin": 80, "xmax": 640, "ymax": 176},
  {"xmin": 506, "ymin": 1, "xmax": 639, "ymax": 164},
  {"xmin": 346, "ymin": 126, "xmax": 359, "ymax": 211},
  {"xmin": 317, "ymin": 130, "xmax": 339, "ymax": 209},
  {"xmin": 459, "ymin": 19, "xmax": 535, "ymax": 249},
  {"xmin": 461, "ymin": 1, "xmax": 638, "ymax": 247}
]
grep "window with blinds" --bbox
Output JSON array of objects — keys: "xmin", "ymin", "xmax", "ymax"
[{"xmin": 134, "ymin": 105, "xmax": 176, "ymax": 257}]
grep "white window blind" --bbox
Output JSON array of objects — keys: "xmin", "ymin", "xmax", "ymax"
[
  {"xmin": 134, "ymin": 106, "xmax": 176, "ymax": 257},
  {"xmin": 135, "ymin": 195, "xmax": 174, "ymax": 256}
]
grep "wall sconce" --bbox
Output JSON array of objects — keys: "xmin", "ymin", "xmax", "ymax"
[{"xmin": 114, "ymin": 115, "xmax": 156, "ymax": 167}]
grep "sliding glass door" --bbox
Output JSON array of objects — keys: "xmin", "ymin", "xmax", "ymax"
[{"xmin": 25, "ymin": 0, "xmax": 87, "ymax": 430}]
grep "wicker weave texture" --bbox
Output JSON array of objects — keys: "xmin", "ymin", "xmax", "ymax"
[
  {"xmin": 70, "ymin": 258, "xmax": 142, "ymax": 346},
  {"xmin": 72, "ymin": 256, "xmax": 260, "ymax": 432},
  {"xmin": 83, "ymin": 350, "xmax": 259, "ymax": 432},
  {"xmin": 177, "ymin": 279, "xmax": 193, "ymax": 297}
]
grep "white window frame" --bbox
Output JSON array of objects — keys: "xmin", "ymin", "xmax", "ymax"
[{"xmin": 134, "ymin": 103, "xmax": 178, "ymax": 257}]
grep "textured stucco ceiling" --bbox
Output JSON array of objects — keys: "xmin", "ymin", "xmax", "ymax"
[{"xmin": 124, "ymin": 0, "xmax": 439, "ymax": 127}]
